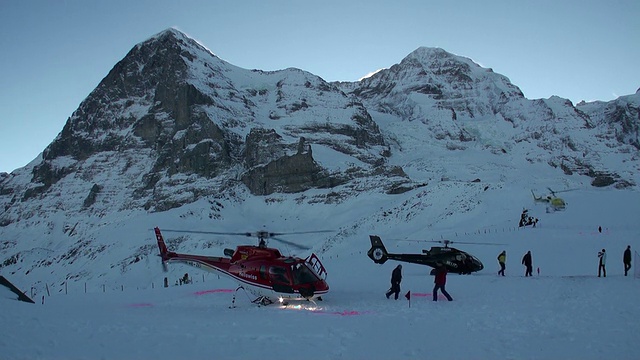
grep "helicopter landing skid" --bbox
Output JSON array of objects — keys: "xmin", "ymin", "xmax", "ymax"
[{"xmin": 252, "ymin": 296, "xmax": 274, "ymax": 306}]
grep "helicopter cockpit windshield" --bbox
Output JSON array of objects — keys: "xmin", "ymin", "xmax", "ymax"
[{"xmin": 292, "ymin": 262, "xmax": 321, "ymax": 285}]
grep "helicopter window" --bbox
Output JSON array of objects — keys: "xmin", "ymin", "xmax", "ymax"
[
  {"xmin": 259, "ymin": 265, "xmax": 267, "ymax": 280},
  {"xmin": 292, "ymin": 263, "xmax": 320, "ymax": 285},
  {"xmin": 269, "ymin": 266, "xmax": 290, "ymax": 285}
]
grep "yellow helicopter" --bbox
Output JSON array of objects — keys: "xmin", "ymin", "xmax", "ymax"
[{"xmin": 531, "ymin": 188, "xmax": 571, "ymax": 212}]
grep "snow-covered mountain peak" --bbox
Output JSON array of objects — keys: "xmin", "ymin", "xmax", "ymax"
[
  {"xmin": 142, "ymin": 27, "xmax": 213, "ymax": 55},
  {"xmin": 398, "ymin": 46, "xmax": 509, "ymax": 82},
  {"xmin": 403, "ymin": 46, "xmax": 449, "ymax": 60},
  {"xmin": 401, "ymin": 46, "xmax": 470, "ymax": 68},
  {"xmin": 145, "ymin": 27, "xmax": 188, "ymax": 42}
]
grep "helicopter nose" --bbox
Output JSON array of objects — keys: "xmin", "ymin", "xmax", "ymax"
[{"xmin": 299, "ymin": 285, "xmax": 315, "ymax": 299}]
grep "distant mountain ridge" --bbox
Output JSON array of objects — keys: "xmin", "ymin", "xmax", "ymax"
[
  {"xmin": 0, "ymin": 28, "xmax": 638, "ymax": 288},
  {"xmin": 336, "ymin": 46, "xmax": 639, "ymax": 187}
]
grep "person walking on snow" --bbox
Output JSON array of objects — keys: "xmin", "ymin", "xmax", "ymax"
[
  {"xmin": 598, "ymin": 248, "xmax": 607, "ymax": 277},
  {"xmin": 497, "ymin": 250, "xmax": 506, "ymax": 276},
  {"xmin": 623, "ymin": 246, "xmax": 632, "ymax": 276},
  {"xmin": 432, "ymin": 263, "xmax": 453, "ymax": 301},
  {"xmin": 522, "ymin": 251, "xmax": 533, "ymax": 277},
  {"xmin": 386, "ymin": 264, "xmax": 402, "ymax": 300}
]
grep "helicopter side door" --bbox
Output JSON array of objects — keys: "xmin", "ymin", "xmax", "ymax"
[{"xmin": 269, "ymin": 266, "xmax": 294, "ymax": 294}]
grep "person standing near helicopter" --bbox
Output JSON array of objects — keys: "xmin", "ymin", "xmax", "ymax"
[
  {"xmin": 522, "ymin": 251, "xmax": 533, "ymax": 277},
  {"xmin": 497, "ymin": 250, "xmax": 506, "ymax": 276},
  {"xmin": 386, "ymin": 264, "xmax": 402, "ymax": 300},
  {"xmin": 432, "ymin": 262, "xmax": 453, "ymax": 301},
  {"xmin": 623, "ymin": 245, "xmax": 632, "ymax": 276}
]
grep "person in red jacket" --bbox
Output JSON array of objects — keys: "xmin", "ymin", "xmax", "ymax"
[
  {"xmin": 432, "ymin": 262, "xmax": 453, "ymax": 301},
  {"xmin": 386, "ymin": 264, "xmax": 402, "ymax": 300}
]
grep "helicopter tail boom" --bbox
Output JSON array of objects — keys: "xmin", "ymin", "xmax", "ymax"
[
  {"xmin": 154, "ymin": 227, "xmax": 173, "ymax": 262},
  {"xmin": 367, "ymin": 235, "xmax": 389, "ymax": 264}
]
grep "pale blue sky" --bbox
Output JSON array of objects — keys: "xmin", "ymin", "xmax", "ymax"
[{"xmin": 1, "ymin": 0, "xmax": 638, "ymax": 173}]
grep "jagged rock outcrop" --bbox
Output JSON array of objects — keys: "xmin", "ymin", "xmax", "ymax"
[
  {"xmin": 241, "ymin": 151, "xmax": 333, "ymax": 195},
  {"xmin": 241, "ymin": 130, "xmax": 344, "ymax": 195},
  {"xmin": 577, "ymin": 92, "xmax": 640, "ymax": 150}
]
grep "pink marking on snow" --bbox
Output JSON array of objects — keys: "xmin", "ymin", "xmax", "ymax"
[
  {"xmin": 193, "ymin": 289, "xmax": 234, "ymax": 296},
  {"xmin": 128, "ymin": 303, "xmax": 153, "ymax": 307},
  {"xmin": 311, "ymin": 310, "xmax": 372, "ymax": 316},
  {"xmin": 412, "ymin": 293, "xmax": 430, "ymax": 297},
  {"xmin": 412, "ymin": 293, "xmax": 449, "ymax": 300}
]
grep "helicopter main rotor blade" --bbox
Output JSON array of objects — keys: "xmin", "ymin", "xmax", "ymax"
[
  {"xmin": 268, "ymin": 230, "xmax": 334, "ymax": 237},
  {"xmin": 270, "ymin": 236, "xmax": 311, "ymax": 250},
  {"xmin": 160, "ymin": 229, "xmax": 252, "ymax": 236},
  {"xmin": 548, "ymin": 188, "xmax": 577, "ymax": 194},
  {"xmin": 452, "ymin": 241, "xmax": 506, "ymax": 246},
  {"xmin": 160, "ymin": 229, "xmax": 333, "ymax": 238},
  {"xmin": 158, "ymin": 228, "xmax": 331, "ymax": 249},
  {"xmin": 398, "ymin": 239, "xmax": 505, "ymax": 246},
  {"xmin": 397, "ymin": 239, "xmax": 448, "ymax": 244}
]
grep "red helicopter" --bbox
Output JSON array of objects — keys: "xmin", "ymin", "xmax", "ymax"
[{"xmin": 154, "ymin": 227, "xmax": 331, "ymax": 305}]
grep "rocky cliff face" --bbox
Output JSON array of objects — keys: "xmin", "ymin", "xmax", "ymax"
[{"xmin": 577, "ymin": 90, "xmax": 640, "ymax": 150}]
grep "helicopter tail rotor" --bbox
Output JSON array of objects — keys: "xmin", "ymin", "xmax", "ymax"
[{"xmin": 367, "ymin": 235, "xmax": 389, "ymax": 264}]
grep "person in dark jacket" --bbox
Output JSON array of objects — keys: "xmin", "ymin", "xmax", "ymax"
[
  {"xmin": 598, "ymin": 248, "xmax": 607, "ymax": 277},
  {"xmin": 623, "ymin": 245, "xmax": 632, "ymax": 276},
  {"xmin": 432, "ymin": 263, "xmax": 453, "ymax": 301},
  {"xmin": 386, "ymin": 264, "xmax": 402, "ymax": 300},
  {"xmin": 522, "ymin": 251, "xmax": 533, "ymax": 277}
]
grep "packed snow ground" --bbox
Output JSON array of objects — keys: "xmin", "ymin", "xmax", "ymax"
[{"xmin": 2, "ymin": 187, "xmax": 640, "ymax": 360}]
